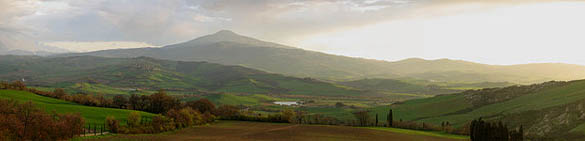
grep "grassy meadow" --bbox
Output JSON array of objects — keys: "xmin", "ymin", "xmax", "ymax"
[{"xmin": 0, "ymin": 90, "xmax": 156, "ymax": 124}]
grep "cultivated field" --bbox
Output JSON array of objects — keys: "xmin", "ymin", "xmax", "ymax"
[{"xmin": 97, "ymin": 121, "xmax": 468, "ymax": 141}]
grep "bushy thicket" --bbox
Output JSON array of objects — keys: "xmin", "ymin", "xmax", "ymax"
[
  {"xmin": 104, "ymin": 98, "xmax": 219, "ymax": 134},
  {"xmin": 0, "ymin": 99, "xmax": 84, "ymax": 140}
]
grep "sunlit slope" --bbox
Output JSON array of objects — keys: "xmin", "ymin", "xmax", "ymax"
[
  {"xmin": 0, "ymin": 55, "xmax": 359, "ymax": 96},
  {"xmin": 0, "ymin": 90, "xmax": 155, "ymax": 124},
  {"xmin": 339, "ymin": 78, "xmax": 461, "ymax": 95},
  {"xmin": 375, "ymin": 80, "xmax": 585, "ymax": 138}
]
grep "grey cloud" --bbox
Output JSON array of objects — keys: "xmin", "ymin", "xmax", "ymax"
[{"xmin": 1, "ymin": 0, "xmax": 423, "ymax": 49}]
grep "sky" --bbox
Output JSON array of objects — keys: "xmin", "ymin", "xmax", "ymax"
[{"xmin": 1, "ymin": 0, "xmax": 584, "ymax": 65}]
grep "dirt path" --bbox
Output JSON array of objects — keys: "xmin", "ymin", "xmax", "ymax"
[{"xmin": 95, "ymin": 121, "xmax": 466, "ymax": 141}]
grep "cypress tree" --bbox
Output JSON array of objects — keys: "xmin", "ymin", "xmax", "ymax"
[
  {"xmin": 387, "ymin": 109, "xmax": 393, "ymax": 127},
  {"xmin": 375, "ymin": 113, "xmax": 379, "ymax": 127}
]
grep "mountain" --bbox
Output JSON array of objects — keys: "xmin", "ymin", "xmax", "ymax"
[
  {"xmin": 61, "ymin": 30, "xmax": 585, "ymax": 84},
  {"xmin": 0, "ymin": 55, "xmax": 359, "ymax": 96},
  {"xmin": 0, "ymin": 41, "xmax": 69, "ymax": 56},
  {"xmin": 167, "ymin": 30, "xmax": 293, "ymax": 49},
  {"xmin": 372, "ymin": 80, "xmax": 585, "ymax": 139}
]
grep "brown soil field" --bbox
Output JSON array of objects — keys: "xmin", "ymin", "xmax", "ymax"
[{"xmin": 95, "ymin": 121, "xmax": 467, "ymax": 141}]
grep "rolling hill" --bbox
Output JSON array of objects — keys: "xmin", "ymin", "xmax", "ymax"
[
  {"xmin": 369, "ymin": 80, "xmax": 585, "ymax": 139},
  {"xmin": 61, "ymin": 30, "xmax": 585, "ymax": 84},
  {"xmin": 0, "ymin": 55, "xmax": 359, "ymax": 96},
  {"xmin": 0, "ymin": 89, "xmax": 156, "ymax": 124},
  {"xmin": 339, "ymin": 78, "xmax": 461, "ymax": 95}
]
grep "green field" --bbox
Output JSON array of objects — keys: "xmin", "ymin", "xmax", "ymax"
[{"xmin": 0, "ymin": 90, "xmax": 156, "ymax": 124}]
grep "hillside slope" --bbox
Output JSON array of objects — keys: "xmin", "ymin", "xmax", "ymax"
[
  {"xmin": 0, "ymin": 90, "xmax": 155, "ymax": 124},
  {"xmin": 0, "ymin": 55, "xmax": 359, "ymax": 96},
  {"xmin": 373, "ymin": 80, "xmax": 585, "ymax": 139},
  {"xmin": 62, "ymin": 30, "xmax": 585, "ymax": 84},
  {"xmin": 339, "ymin": 78, "xmax": 461, "ymax": 95}
]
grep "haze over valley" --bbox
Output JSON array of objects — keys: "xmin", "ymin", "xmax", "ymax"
[{"xmin": 1, "ymin": 0, "xmax": 585, "ymax": 140}]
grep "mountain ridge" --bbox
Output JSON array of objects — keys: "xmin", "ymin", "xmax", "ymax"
[
  {"xmin": 58, "ymin": 30, "xmax": 585, "ymax": 84},
  {"xmin": 0, "ymin": 55, "xmax": 360, "ymax": 96}
]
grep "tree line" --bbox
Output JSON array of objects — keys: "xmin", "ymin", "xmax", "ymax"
[{"xmin": 470, "ymin": 118, "xmax": 523, "ymax": 141}]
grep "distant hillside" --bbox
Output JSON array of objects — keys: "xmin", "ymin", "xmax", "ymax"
[
  {"xmin": 0, "ymin": 90, "xmax": 155, "ymax": 124},
  {"xmin": 0, "ymin": 55, "xmax": 359, "ymax": 96},
  {"xmin": 339, "ymin": 78, "xmax": 460, "ymax": 95},
  {"xmin": 62, "ymin": 30, "xmax": 585, "ymax": 84},
  {"xmin": 371, "ymin": 80, "xmax": 585, "ymax": 139}
]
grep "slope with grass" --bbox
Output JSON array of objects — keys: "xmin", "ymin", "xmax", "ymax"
[
  {"xmin": 0, "ymin": 90, "xmax": 155, "ymax": 124},
  {"xmin": 0, "ymin": 55, "xmax": 360, "ymax": 96},
  {"xmin": 374, "ymin": 80, "xmax": 585, "ymax": 139},
  {"xmin": 63, "ymin": 30, "xmax": 585, "ymax": 84},
  {"xmin": 339, "ymin": 78, "xmax": 461, "ymax": 95}
]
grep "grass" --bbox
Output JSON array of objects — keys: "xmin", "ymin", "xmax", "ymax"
[
  {"xmin": 416, "ymin": 80, "xmax": 585, "ymax": 126},
  {"xmin": 367, "ymin": 94, "xmax": 472, "ymax": 125},
  {"xmin": 364, "ymin": 127, "xmax": 468, "ymax": 140},
  {"xmin": 0, "ymin": 90, "xmax": 156, "ymax": 125},
  {"xmin": 204, "ymin": 94, "xmax": 261, "ymax": 106}
]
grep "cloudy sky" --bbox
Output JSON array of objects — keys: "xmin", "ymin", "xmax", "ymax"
[{"xmin": 1, "ymin": 0, "xmax": 585, "ymax": 65}]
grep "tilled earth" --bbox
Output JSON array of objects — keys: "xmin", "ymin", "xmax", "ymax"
[{"xmin": 95, "ymin": 121, "xmax": 463, "ymax": 141}]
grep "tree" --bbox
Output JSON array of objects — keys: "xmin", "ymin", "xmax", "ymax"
[
  {"xmin": 151, "ymin": 115, "xmax": 167, "ymax": 133},
  {"xmin": 216, "ymin": 105, "xmax": 240, "ymax": 119},
  {"xmin": 281, "ymin": 109, "xmax": 295, "ymax": 123},
  {"xmin": 148, "ymin": 90, "xmax": 179, "ymax": 114},
  {"xmin": 53, "ymin": 88, "xmax": 66, "ymax": 99},
  {"xmin": 353, "ymin": 110, "xmax": 370, "ymax": 127},
  {"xmin": 470, "ymin": 118, "xmax": 520, "ymax": 141},
  {"xmin": 137, "ymin": 95, "xmax": 150, "ymax": 111},
  {"xmin": 0, "ymin": 100, "xmax": 84, "ymax": 140},
  {"xmin": 113, "ymin": 95, "xmax": 128, "ymax": 109},
  {"xmin": 335, "ymin": 102, "xmax": 345, "ymax": 108},
  {"xmin": 186, "ymin": 98, "xmax": 215, "ymax": 114},
  {"xmin": 127, "ymin": 112, "xmax": 141, "ymax": 127},
  {"xmin": 129, "ymin": 94, "xmax": 140, "ymax": 110},
  {"xmin": 294, "ymin": 110, "xmax": 306, "ymax": 124},
  {"xmin": 375, "ymin": 113, "xmax": 379, "ymax": 126},
  {"xmin": 11, "ymin": 81, "xmax": 26, "ymax": 90},
  {"xmin": 387, "ymin": 109, "xmax": 393, "ymax": 127},
  {"xmin": 106, "ymin": 116, "xmax": 120, "ymax": 133},
  {"xmin": 16, "ymin": 101, "xmax": 38, "ymax": 140}
]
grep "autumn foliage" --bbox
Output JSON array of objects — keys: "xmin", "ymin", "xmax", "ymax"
[{"xmin": 0, "ymin": 99, "xmax": 84, "ymax": 140}]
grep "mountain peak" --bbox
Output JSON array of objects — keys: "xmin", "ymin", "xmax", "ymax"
[
  {"xmin": 167, "ymin": 30, "xmax": 294, "ymax": 49},
  {"xmin": 214, "ymin": 30, "xmax": 237, "ymax": 35}
]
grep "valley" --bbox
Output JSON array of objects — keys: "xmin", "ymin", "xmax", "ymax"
[{"xmin": 2, "ymin": 31, "xmax": 585, "ymax": 140}]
